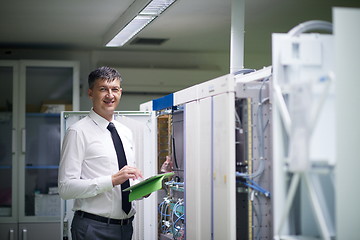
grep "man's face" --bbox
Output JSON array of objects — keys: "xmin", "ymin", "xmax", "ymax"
[{"xmin": 88, "ymin": 78, "xmax": 122, "ymax": 121}]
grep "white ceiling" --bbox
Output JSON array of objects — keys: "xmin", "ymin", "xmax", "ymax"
[{"xmin": 0, "ymin": 0, "xmax": 359, "ymax": 56}]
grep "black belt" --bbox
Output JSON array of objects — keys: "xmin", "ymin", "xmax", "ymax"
[{"xmin": 75, "ymin": 210, "xmax": 134, "ymax": 225}]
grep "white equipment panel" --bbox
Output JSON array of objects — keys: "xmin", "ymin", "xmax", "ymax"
[{"xmin": 272, "ymin": 22, "xmax": 336, "ymax": 240}]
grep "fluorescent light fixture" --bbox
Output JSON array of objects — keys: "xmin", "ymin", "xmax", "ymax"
[{"xmin": 106, "ymin": 0, "xmax": 176, "ymax": 47}]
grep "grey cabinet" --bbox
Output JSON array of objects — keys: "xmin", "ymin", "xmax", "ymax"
[{"xmin": 0, "ymin": 60, "xmax": 79, "ymax": 240}]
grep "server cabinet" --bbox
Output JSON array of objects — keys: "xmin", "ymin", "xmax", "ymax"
[
  {"xmin": 272, "ymin": 26, "xmax": 336, "ymax": 239},
  {"xmin": 140, "ymin": 69, "xmax": 273, "ymax": 240},
  {"xmin": 60, "ymin": 111, "xmax": 157, "ymax": 240}
]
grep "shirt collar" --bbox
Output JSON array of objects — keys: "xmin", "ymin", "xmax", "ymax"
[{"xmin": 89, "ymin": 108, "xmax": 112, "ymax": 130}]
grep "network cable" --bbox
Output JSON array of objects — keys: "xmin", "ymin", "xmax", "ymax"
[
  {"xmin": 236, "ymin": 77, "xmax": 270, "ymax": 179},
  {"xmin": 236, "ymin": 173, "xmax": 271, "ymax": 198},
  {"xmin": 172, "ymin": 199, "xmax": 185, "ymax": 240},
  {"xmin": 158, "ymin": 197, "xmax": 185, "ymax": 239}
]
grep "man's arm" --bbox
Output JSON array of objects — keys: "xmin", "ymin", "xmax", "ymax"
[{"xmin": 58, "ymin": 129, "xmax": 113, "ymax": 200}]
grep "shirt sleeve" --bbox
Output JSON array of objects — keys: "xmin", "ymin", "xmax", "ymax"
[{"xmin": 58, "ymin": 129, "xmax": 113, "ymax": 200}]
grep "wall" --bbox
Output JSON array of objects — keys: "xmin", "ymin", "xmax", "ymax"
[{"xmin": 0, "ymin": 48, "xmax": 229, "ymax": 111}]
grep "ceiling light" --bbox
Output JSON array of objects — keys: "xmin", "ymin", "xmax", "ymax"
[{"xmin": 105, "ymin": 0, "xmax": 176, "ymax": 47}]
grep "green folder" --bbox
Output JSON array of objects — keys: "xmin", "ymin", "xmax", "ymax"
[{"xmin": 123, "ymin": 172, "xmax": 174, "ymax": 201}]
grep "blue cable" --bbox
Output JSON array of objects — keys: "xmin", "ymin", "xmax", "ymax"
[
  {"xmin": 238, "ymin": 179, "xmax": 271, "ymax": 198},
  {"xmin": 172, "ymin": 200, "xmax": 185, "ymax": 239},
  {"xmin": 158, "ymin": 201, "xmax": 171, "ymax": 217}
]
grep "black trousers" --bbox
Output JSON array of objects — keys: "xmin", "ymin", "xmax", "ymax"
[{"xmin": 71, "ymin": 214, "xmax": 133, "ymax": 240}]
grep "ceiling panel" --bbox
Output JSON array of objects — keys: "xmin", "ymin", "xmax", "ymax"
[{"xmin": 0, "ymin": 0, "xmax": 359, "ymax": 55}]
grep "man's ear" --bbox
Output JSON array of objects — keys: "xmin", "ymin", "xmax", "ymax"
[{"xmin": 88, "ymin": 88, "xmax": 93, "ymax": 99}]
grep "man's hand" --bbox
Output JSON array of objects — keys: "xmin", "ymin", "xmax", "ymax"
[{"xmin": 111, "ymin": 166, "xmax": 143, "ymax": 186}]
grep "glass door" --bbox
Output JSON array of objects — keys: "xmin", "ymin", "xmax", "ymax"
[
  {"xmin": 19, "ymin": 60, "xmax": 79, "ymax": 222},
  {"xmin": 0, "ymin": 61, "xmax": 18, "ymax": 223}
]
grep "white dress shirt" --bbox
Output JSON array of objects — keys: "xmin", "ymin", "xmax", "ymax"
[{"xmin": 58, "ymin": 109, "xmax": 136, "ymax": 219}]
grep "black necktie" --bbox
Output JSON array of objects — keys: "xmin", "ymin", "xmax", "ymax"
[{"xmin": 107, "ymin": 122, "xmax": 131, "ymax": 214}]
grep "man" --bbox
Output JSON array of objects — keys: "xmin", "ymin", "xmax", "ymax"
[{"xmin": 58, "ymin": 66, "xmax": 143, "ymax": 240}]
